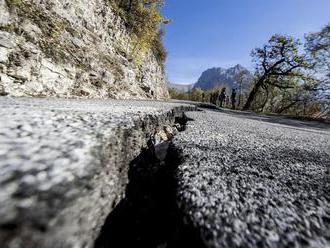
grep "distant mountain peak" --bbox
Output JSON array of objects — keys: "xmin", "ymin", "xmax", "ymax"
[
  {"xmin": 194, "ymin": 65, "xmax": 252, "ymax": 91},
  {"xmin": 234, "ymin": 64, "xmax": 244, "ymax": 69}
]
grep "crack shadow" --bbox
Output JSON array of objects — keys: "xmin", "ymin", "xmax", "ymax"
[{"xmin": 94, "ymin": 117, "xmax": 204, "ymax": 248}]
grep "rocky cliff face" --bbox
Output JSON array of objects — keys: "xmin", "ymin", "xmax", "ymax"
[
  {"xmin": 0, "ymin": 0, "xmax": 169, "ymax": 99},
  {"xmin": 194, "ymin": 64, "xmax": 252, "ymax": 91}
]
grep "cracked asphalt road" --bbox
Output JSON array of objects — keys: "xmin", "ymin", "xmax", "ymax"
[
  {"xmin": 0, "ymin": 97, "xmax": 194, "ymax": 247},
  {"xmin": 174, "ymin": 109, "xmax": 330, "ymax": 248},
  {"xmin": 0, "ymin": 97, "xmax": 329, "ymax": 247}
]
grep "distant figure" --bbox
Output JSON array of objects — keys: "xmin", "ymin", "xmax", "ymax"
[
  {"xmin": 212, "ymin": 91, "xmax": 219, "ymax": 105},
  {"xmin": 218, "ymin": 88, "xmax": 226, "ymax": 107},
  {"xmin": 211, "ymin": 92, "xmax": 216, "ymax": 105},
  {"xmin": 225, "ymin": 95, "xmax": 230, "ymax": 108},
  {"xmin": 231, "ymin": 89, "xmax": 237, "ymax": 110}
]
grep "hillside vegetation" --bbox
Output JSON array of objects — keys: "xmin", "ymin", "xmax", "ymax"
[{"xmin": 112, "ymin": 0, "xmax": 169, "ymax": 64}]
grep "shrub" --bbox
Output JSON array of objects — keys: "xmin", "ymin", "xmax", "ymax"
[{"xmin": 111, "ymin": 0, "xmax": 169, "ymax": 64}]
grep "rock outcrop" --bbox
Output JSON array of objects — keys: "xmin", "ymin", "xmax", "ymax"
[{"xmin": 0, "ymin": 0, "xmax": 169, "ymax": 99}]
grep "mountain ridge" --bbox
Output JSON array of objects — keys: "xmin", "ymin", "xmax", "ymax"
[{"xmin": 194, "ymin": 64, "xmax": 252, "ymax": 91}]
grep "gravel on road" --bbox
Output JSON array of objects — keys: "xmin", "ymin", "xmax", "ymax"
[
  {"xmin": 0, "ymin": 97, "xmax": 194, "ymax": 247},
  {"xmin": 174, "ymin": 109, "xmax": 330, "ymax": 248}
]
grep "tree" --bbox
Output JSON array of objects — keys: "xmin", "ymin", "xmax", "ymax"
[
  {"xmin": 305, "ymin": 23, "xmax": 330, "ymax": 96},
  {"xmin": 305, "ymin": 23, "xmax": 330, "ymax": 71},
  {"xmin": 190, "ymin": 88, "xmax": 204, "ymax": 102},
  {"xmin": 235, "ymin": 70, "xmax": 248, "ymax": 107},
  {"xmin": 243, "ymin": 35, "xmax": 309, "ymax": 110},
  {"xmin": 272, "ymin": 81, "xmax": 320, "ymax": 115},
  {"xmin": 168, "ymin": 88, "xmax": 189, "ymax": 100}
]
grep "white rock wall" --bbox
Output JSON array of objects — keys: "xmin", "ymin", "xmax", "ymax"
[{"xmin": 0, "ymin": 0, "xmax": 169, "ymax": 99}]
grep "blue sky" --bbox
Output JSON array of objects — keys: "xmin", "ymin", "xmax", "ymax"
[{"xmin": 162, "ymin": 0, "xmax": 330, "ymax": 85}]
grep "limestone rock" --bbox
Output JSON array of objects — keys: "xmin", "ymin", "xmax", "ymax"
[
  {"xmin": 0, "ymin": 0, "xmax": 10, "ymax": 27},
  {"xmin": 0, "ymin": 0, "xmax": 169, "ymax": 99},
  {"xmin": 0, "ymin": 32, "xmax": 14, "ymax": 49}
]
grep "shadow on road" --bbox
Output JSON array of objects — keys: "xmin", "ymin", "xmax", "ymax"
[{"xmin": 94, "ymin": 144, "xmax": 205, "ymax": 248}]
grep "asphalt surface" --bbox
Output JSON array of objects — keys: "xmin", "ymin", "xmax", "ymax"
[
  {"xmin": 0, "ymin": 97, "xmax": 194, "ymax": 247},
  {"xmin": 174, "ymin": 109, "xmax": 330, "ymax": 247},
  {"xmin": 1, "ymin": 97, "xmax": 329, "ymax": 247}
]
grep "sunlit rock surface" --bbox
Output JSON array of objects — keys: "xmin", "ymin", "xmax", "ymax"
[{"xmin": 0, "ymin": 0, "xmax": 168, "ymax": 99}]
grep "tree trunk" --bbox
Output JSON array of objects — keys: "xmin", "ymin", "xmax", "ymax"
[
  {"xmin": 276, "ymin": 101, "xmax": 299, "ymax": 114},
  {"xmin": 238, "ymin": 82, "xmax": 242, "ymax": 107},
  {"xmin": 260, "ymin": 87, "xmax": 269, "ymax": 112},
  {"xmin": 243, "ymin": 76, "xmax": 265, "ymax": 110}
]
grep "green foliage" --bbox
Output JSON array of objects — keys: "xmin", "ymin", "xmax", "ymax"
[
  {"xmin": 249, "ymin": 80, "xmax": 319, "ymax": 115},
  {"xmin": 305, "ymin": 23, "xmax": 330, "ymax": 70},
  {"xmin": 190, "ymin": 87, "xmax": 204, "ymax": 102},
  {"xmin": 151, "ymin": 29, "xmax": 167, "ymax": 64},
  {"xmin": 244, "ymin": 34, "xmax": 311, "ymax": 110},
  {"xmin": 112, "ymin": 0, "xmax": 169, "ymax": 64},
  {"xmin": 252, "ymin": 35, "xmax": 309, "ymax": 79},
  {"xmin": 5, "ymin": 0, "xmax": 24, "ymax": 9},
  {"xmin": 243, "ymin": 32, "xmax": 330, "ymax": 116},
  {"xmin": 168, "ymin": 88, "xmax": 189, "ymax": 100},
  {"xmin": 305, "ymin": 23, "xmax": 330, "ymax": 95}
]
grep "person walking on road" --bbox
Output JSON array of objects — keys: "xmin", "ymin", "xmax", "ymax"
[
  {"xmin": 218, "ymin": 87, "xmax": 226, "ymax": 108},
  {"xmin": 225, "ymin": 95, "xmax": 230, "ymax": 108},
  {"xmin": 231, "ymin": 89, "xmax": 237, "ymax": 110}
]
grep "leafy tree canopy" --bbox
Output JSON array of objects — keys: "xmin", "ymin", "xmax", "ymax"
[
  {"xmin": 243, "ymin": 35, "xmax": 311, "ymax": 110},
  {"xmin": 305, "ymin": 23, "xmax": 330, "ymax": 95}
]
